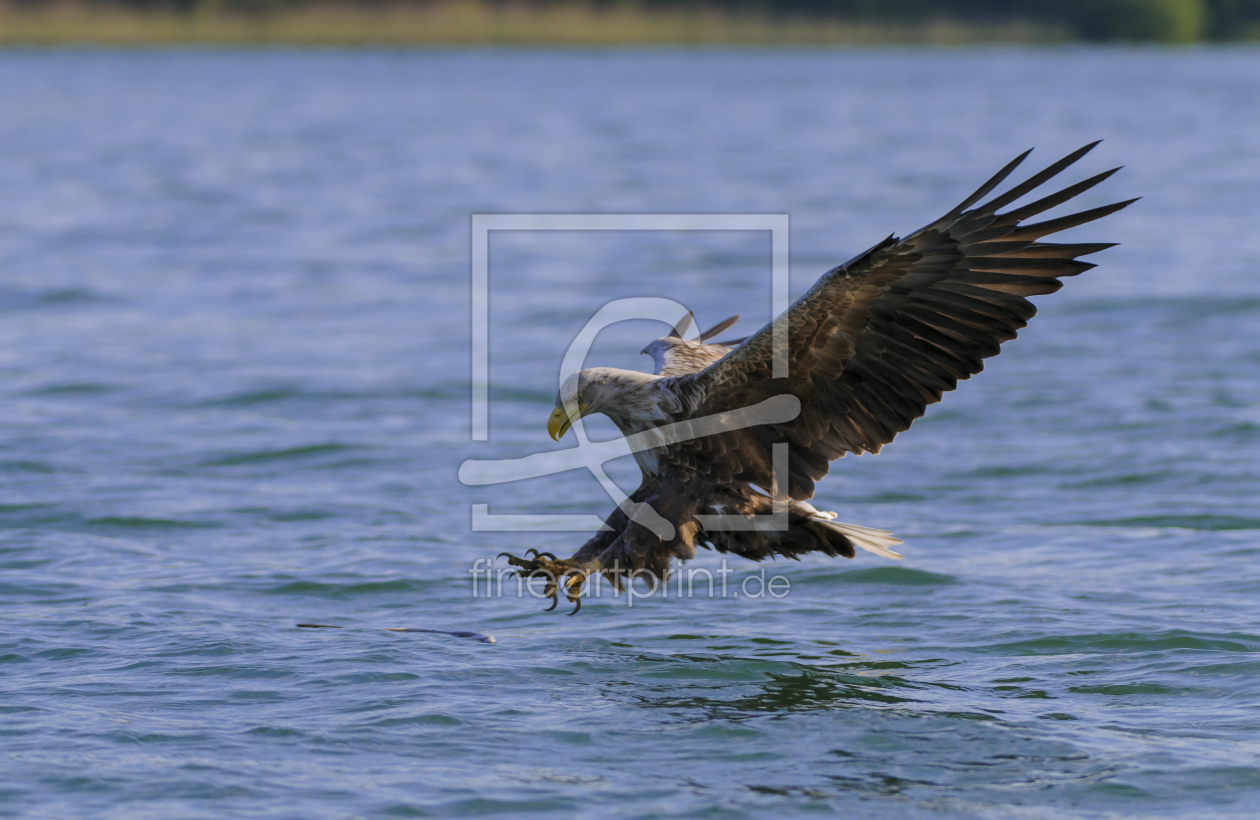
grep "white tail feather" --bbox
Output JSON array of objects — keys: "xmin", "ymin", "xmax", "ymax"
[{"xmin": 813, "ymin": 516, "xmax": 904, "ymax": 559}]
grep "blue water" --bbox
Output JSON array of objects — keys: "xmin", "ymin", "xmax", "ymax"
[{"xmin": 1, "ymin": 47, "xmax": 1259, "ymax": 819}]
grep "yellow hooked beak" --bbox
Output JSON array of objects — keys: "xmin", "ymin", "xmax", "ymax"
[{"xmin": 547, "ymin": 405, "xmax": 585, "ymax": 441}]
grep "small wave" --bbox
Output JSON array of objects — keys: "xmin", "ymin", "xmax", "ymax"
[
  {"xmin": 952, "ymin": 464, "xmax": 1054, "ymax": 479},
  {"xmin": 635, "ymin": 666, "xmax": 921, "ymax": 714},
  {"xmin": 259, "ymin": 509, "xmax": 338, "ymax": 522},
  {"xmin": 857, "ymin": 492, "xmax": 927, "ymax": 503},
  {"xmin": 1172, "ymin": 296, "xmax": 1260, "ymax": 317},
  {"xmin": 1212, "ymin": 422, "xmax": 1260, "ymax": 440},
  {"xmin": 245, "ymin": 726, "xmax": 307, "ymax": 738},
  {"xmin": 267, "ymin": 579, "xmax": 434, "ymax": 597},
  {"xmin": 192, "ymin": 386, "xmax": 456, "ymax": 408},
  {"xmin": 25, "ymin": 383, "xmax": 119, "ymax": 396},
  {"xmin": 1060, "ymin": 295, "xmax": 1260, "ymax": 318},
  {"xmin": 1066, "ymin": 471, "xmax": 1171, "ymax": 488},
  {"xmin": 1069, "ymin": 682, "xmax": 1181, "ymax": 696},
  {"xmin": 798, "ymin": 567, "xmax": 959, "ymax": 587},
  {"xmin": 0, "ymin": 460, "xmax": 61, "ymax": 475},
  {"xmin": 361, "ymin": 713, "xmax": 462, "ymax": 728},
  {"xmin": 101, "ymin": 731, "xmax": 215, "ymax": 745},
  {"xmin": 1081, "ymin": 514, "xmax": 1260, "ymax": 531},
  {"xmin": 202, "ymin": 443, "xmax": 359, "ymax": 467},
  {"xmin": 980, "ymin": 629, "xmax": 1260, "ymax": 656},
  {"xmin": 37, "ymin": 287, "xmax": 107, "ymax": 306},
  {"xmin": 0, "ymin": 286, "xmax": 114, "ymax": 311},
  {"xmin": 0, "ymin": 502, "xmax": 58, "ymax": 516},
  {"xmin": 195, "ymin": 388, "xmax": 306, "ymax": 407},
  {"xmin": 85, "ymin": 516, "xmax": 218, "ymax": 530}
]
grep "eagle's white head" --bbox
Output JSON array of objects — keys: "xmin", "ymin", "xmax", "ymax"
[{"xmin": 548, "ymin": 367, "xmax": 665, "ymax": 441}]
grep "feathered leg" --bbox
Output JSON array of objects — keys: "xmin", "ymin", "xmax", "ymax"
[{"xmin": 497, "ymin": 484, "xmax": 651, "ymax": 614}]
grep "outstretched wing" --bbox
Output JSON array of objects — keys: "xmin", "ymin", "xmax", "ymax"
[
  {"xmin": 676, "ymin": 142, "xmax": 1136, "ymax": 497},
  {"xmin": 642, "ymin": 314, "xmax": 743, "ymax": 377}
]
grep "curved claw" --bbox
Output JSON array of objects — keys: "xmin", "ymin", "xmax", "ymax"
[
  {"xmin": 524, "ymin": 549, "xmax": 541, "ymax": 559},
  {"xmin": 537, "ymin": 551, "xmax": 558, "ymax": 561},
  {"xmin": 497, "ymin": 552, "xmax": 512, "ymax": 561},
  {"xmin": 543, "ymin": 596, "xmax": 558, "ymax": 612},
  {"xmin": 567, "ymin": 596, "xmax": 581, "ymax": 615}
]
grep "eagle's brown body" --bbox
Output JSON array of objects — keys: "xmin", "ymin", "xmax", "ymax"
[{"xmin": 504, "ymin": 143, "xmax": 1135, "ymax": 612}]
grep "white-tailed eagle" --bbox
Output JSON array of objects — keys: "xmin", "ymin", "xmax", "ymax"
[{"xmin": 500, "ymin": 143, "xmax": 1134, "ymax": 613}]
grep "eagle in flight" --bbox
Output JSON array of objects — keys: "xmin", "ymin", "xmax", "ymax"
[{"xmin": 499, "ymin": 142, "xmax": 1134, "ymax": 613}]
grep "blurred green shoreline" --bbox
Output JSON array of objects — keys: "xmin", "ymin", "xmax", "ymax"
[
  {"xmin": 0, "ymin": 3, "xmax": 1095, "ymax": 47},
  {"xmin": 1, "ymin": 0, "xmax": 1257, "ymax": 46}
]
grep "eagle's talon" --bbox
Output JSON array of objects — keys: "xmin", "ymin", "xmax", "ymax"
[
  {"xmin": 498, "ymin": 551, "xmax": 541, "ymax": 571},
  {"xmin": 562, "ymin": 571, "xmax": 586, "ymax": 616},
  {"xmin": 496, "ymin": 552, "xmax": 590, "ymax": 614}
]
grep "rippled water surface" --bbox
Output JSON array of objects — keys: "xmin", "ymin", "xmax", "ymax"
[{"xmin": 2, "ymin": 47, "xmax": 1259, "ymax": 819}]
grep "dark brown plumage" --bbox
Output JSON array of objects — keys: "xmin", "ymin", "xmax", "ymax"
[{"xmin": 504, "ymin": 143, "xmax": 1134, "ymax": 613}]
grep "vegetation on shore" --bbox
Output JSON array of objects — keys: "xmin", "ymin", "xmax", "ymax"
[
  {"xmin": 0, "ymin": 3, "xmax": 1064, "ymax": 46},
  {"xmin": 0, "ymin": 0, "xmax": 1256, "ymax": 46}
]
